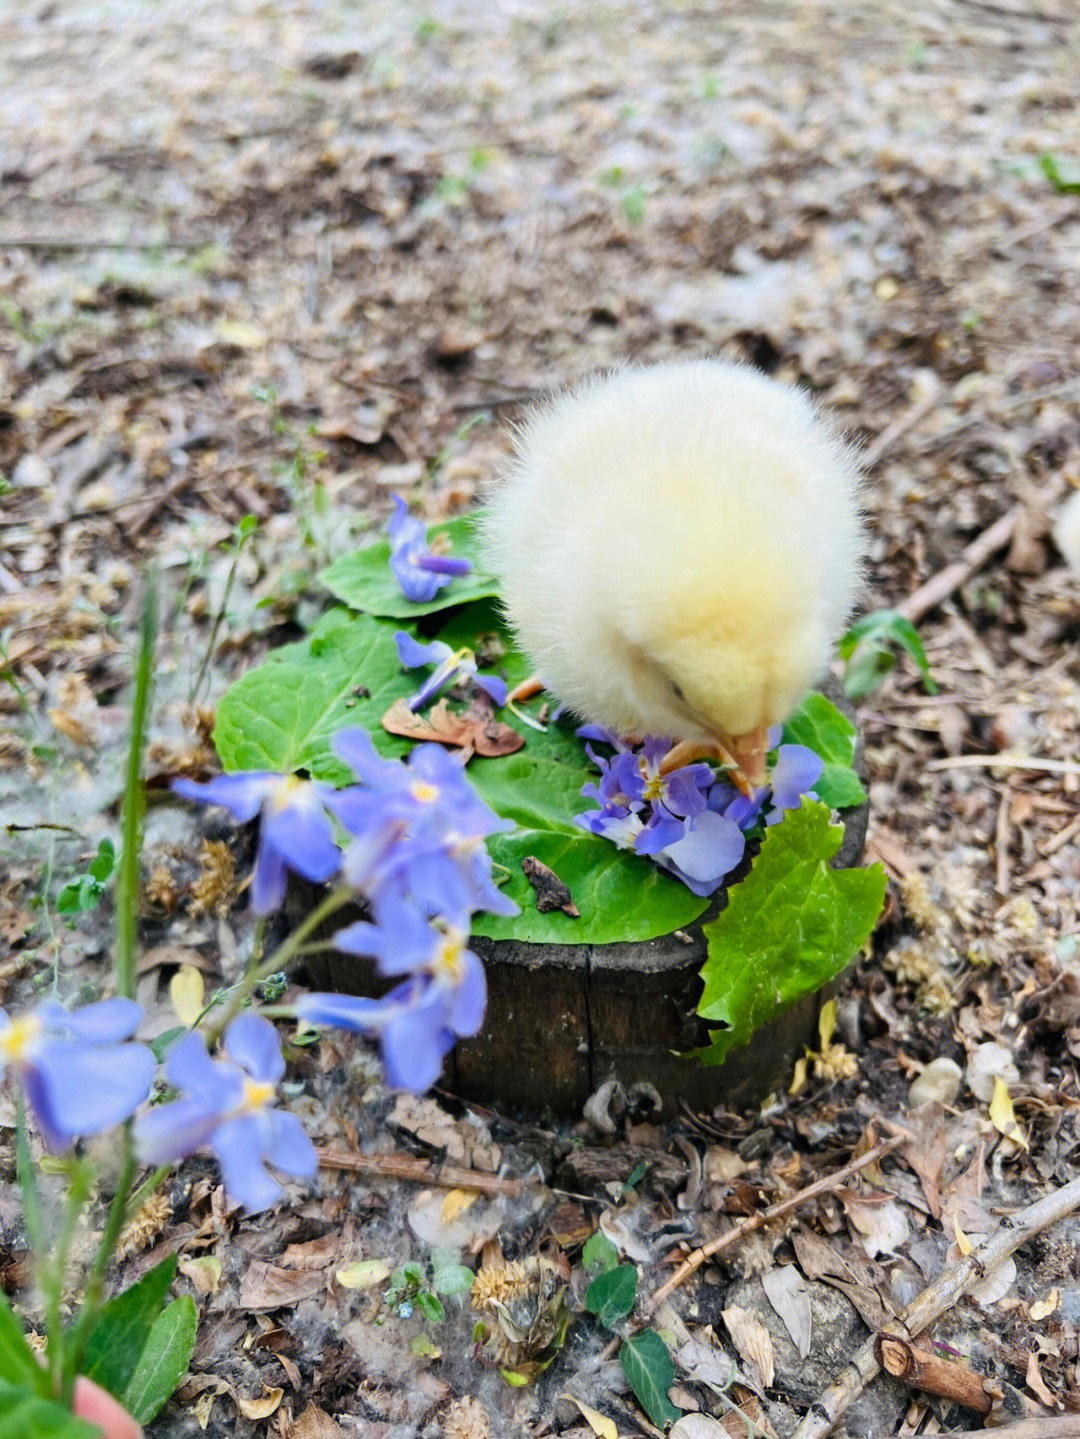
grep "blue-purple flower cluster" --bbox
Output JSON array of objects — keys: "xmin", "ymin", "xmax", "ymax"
[
  {"xmin": 575, "ymin": 727, "xmax": 823, "ymax": 896},
  {"xmin": 0, "ymin": 998, "xmax": 312, "ymax": 1212},
  {"xmin": 173, "ymin": 728, "xmax": 517, "ymax": 1095}
]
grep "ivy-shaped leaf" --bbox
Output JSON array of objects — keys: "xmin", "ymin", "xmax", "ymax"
[
  {"xmin": 213, "ymin": 609, "xmax": 412, "ymax": 779},
  {"xmin": 319, "ymin": 513, "xmax": 499, "ymax": 618},
  {"xmin": 619, "ymin": 1330, "xmax": 682, "ymax": 1427},
  {"xmin": 584, "ymin": 1265, "xmax": 638, "ymax": 1327},
  {"xmin": 690, "ymin": 801, "xmax": 885, "ymax": 1066},
  {"xmin": 781, "ymin": 694, "xmax": 866, "ymax": 809}
]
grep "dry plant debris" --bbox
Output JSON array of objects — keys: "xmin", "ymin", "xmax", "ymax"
[{"xmin": 2, "ymin": 0, "xmax": 1079, "ymax": 1435}]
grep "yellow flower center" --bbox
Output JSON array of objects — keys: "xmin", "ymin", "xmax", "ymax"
[
  {"xmin": 239, "ymin": 1077, "xmax": 275, "ymax": 1114},
  {"xmin": 410, "ymin": 780, "xmax": 440, "ymax": 803},
  {"xmin": 643, "ymin": 775, "xmax": 664, "ymax": 802},
  {"xmin": 269, "ymin": 776, "xmax": 307, "ymax": 813},
  {"xmin": 0, "ymin": 1014, "xmax": 43, "ymax": 1063},
  {"xmin": 434, "ymin": 931, "xmax": 465, "ymax": 983}
]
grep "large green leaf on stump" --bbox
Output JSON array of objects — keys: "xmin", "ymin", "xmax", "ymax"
[{"xmin": 690, "ymin": 801, "xmax": 885, "ymax": 1066}]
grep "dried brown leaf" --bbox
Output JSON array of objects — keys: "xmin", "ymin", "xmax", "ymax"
[{"xmin": 381, "ymin": 696, "xmax": 524, "ymax": 756}]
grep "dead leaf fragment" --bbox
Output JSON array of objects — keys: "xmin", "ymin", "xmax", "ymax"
[
  {"xmin": 290, "ymin": 1404, "xmax": 347, "ymax": 1439},
  {"xmin": 237, "ymin": 1262, "xmax": 326, "ymax": 1310},
  {"xmin": 722, "ymin": 1305, "xmax": 775, "ymax": 1389},
  {"xmin": 521, "ymin": 855, "xmax": 579, "ymax": 916},
  {"xmin": 237, "ymin": 1386, "xmax": 283, "ymax": 1419},
  {"xmin": 560, "ymin": 1393, "xmax": 618, "ymax": 1438},
  {"xmin": 1030, "ymin": 1288, "xmax": 1060, "ymax": 1322},
  {"xmin": 381, "ymin": 696, "xmax": 524, "ymax": 756},
  {"xmin": 170, "ymin": 963, "xmax": 205, "ymax": 1026},
  {"xmin": 989, "ymin": 1075, "xmax": 1028, "ymax": 1150},
  {"xmin": 761, "ymin": 1265, "xmax": 812, "ymax": 1358}
]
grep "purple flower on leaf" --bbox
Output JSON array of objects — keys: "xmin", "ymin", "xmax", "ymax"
[
  {"xmin": 388, "ymin": 495, "xmax": 471, "ymax": 603},
  {"xmin": 636, "ymin": 809, "xmax": 746, "ymax": 897},
  {"xmin": 0, "ymin": 998, "xmax": 154, "ymax": 1151},
  {"xmin": 133, "ymin": 1013, "xmax": 316, "ymax": 1213},
  {"xmin": 297, "ymin": 925, "xmax": 487, "ymax": 1092},
  {"xmin": 171, "ymin": 772, "xmax": 344, "ymax": 914},
  {"xmin": 394, "ymin": 631, "xmax": 507, "ymax": 711},
  {"xmin": 574, "ymin": 803, "xmax": 646, "ymax": 851},
  {"xmin": 765, "ymin": 744, "xmax": 823, "ymax": 825}
]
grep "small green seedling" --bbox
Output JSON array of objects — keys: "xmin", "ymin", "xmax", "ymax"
[
  {"xmin": 581, "ymin": 1232, "xmax": 682, "ymax": 1429},
  {"xmin": 56, "ymin": 840, "xmax": 116, "ymax": 917},
  {"xmin": 384, "ymin": 1251, "xmax": 474, "ymax": 1324},
  {"xmin": 838, "ymin": 608, "xmax": 937, "ymax": 701}
]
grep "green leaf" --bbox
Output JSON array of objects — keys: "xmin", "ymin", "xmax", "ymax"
[
  {"xmin": 1040, "ymin": 152, "xmax": 1080, "ymax": 194},
  {"xmin": 429, "ymin": 1252, "xmax": 474, "ymax": 1297},
  {"xmin": 474, "ymin": 827, "xmax": 710, "ymax": 944},
  {"xmin": 81, "ymin": 1255, "xmax": 178, "ymax": 1400},
  {"xmin": 584, "ymin": 1265, "xmax": 638, "ymax": 1327},
  {"xmin": 87, "ymin": 840, "xmax": 116, "ymax": 884},
  {"xmin": 781, "ymin": 693, "xmax": 866, "ymax": 808},
  {"xmin": 0, "ymin": 1383, "xmax": 100, "ymax": 1439},
  {"xmin": 119, "ymin": 1296, "xmax": 196, "ymax": 1424},
  {"xmin": 213, "ymin": 609, "xmax": 412, "ymax": 778},
  {"xmin": 838, "ymin": 609, "xmax": 937, "ymax": 700},
  {"xmin": 582, "ymin": 1232, "xmax": 619, "ymax": 1275},
  {"xmin": 415, "ymin": 1292, "xmax": 445, "ymax": 1324},
  {"xmin": 319, "ymin": 513, "xmax": 500, "ymax": 618},
  {"xmin": 619, "ymin": 1330, "xmax": 682, "ymax": 1427},
  {"xmin": 621, "ymin": 1159, "xmax": 649, "ymax": 1194},
  {"xmin": 0, "ymin": 1294, "xmax": 46, "ymax": 1393},
  {"xmin": 691, "ymin": 802, "xmax": 885, "ymax": 1066}
]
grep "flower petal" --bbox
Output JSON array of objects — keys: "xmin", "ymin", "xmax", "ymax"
[
  {"xmin": 37, "ymin": 997, "xmax": 143, "ymax": 1044},
  {"xmin": 164, "ymin": 1030, "xmax": 241, "ymax": 1107},
  {"xmin": 265, "ymin": 1109, "xmax": 318, "ymax": 1179},
  {"xmin": 30, "ymin": 1039, "xmax": 156, "ymax": 1145},
  {"xmin": 212, "ymin": 1115, "xmax": 285, "ymax": 1212},
  {"xmin": 261, "ymin": 801, "xmax": 341, "ymax": 885},
  {"xmin": 251, "ymin": 843, "xmax": 288, "ymax": 915},
  {"xmin": 223, "ymin": 1012, "xmax": 285, "ymax": 1084},
  {"xmin": 133, "ymin": 1096, "xmax": 224, "ymax": 1166},
  {"xmin": 394, "ymin": 631, "xmax": 452, "ymax": 670},
  {"xmin": 171, "ymin": 773, "xmax": 277, "ymax": 821}
]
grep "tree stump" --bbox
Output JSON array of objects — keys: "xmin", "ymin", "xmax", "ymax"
[{"xmin": 304, "ymin": 677, "xmax": 869, "ymax": 1116}]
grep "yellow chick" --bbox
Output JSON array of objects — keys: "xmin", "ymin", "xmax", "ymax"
[{"xmin": 481, "ymin": 358, "xmax": 864, "ymax": 793}]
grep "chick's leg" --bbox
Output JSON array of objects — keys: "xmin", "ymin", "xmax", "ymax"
[{"xmin": 658, "ymin": 726, "xmax": 769, "ymax": 799}]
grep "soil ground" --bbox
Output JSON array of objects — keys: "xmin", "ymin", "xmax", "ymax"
[{"xmin": 2, "ymin": 2, "xmax": 1080, "ymax": 1436}]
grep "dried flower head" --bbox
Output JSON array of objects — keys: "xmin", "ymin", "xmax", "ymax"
[{"xmin": 189, "ymin": 839, "xmax": 238, "ymax": 918}]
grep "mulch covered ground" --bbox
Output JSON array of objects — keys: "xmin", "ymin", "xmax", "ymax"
[{"xmin": 2, "ymin": 1, "xmax": 1079, "ymax": 1435}]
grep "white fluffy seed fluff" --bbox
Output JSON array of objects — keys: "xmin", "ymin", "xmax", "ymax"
[{"xmin": 481, "ymin": 357, "xmax": 865, "ymax": 746}]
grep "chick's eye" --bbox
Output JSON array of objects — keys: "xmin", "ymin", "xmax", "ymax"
[{"xmin": 669, "ymin": 679, "xmax": 686, "ymax": 703}]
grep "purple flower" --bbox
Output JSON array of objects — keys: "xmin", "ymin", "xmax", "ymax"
[
  {"xmin": 612, "ymin": 738, "xmax": 713, "ymax": 819},
  {"xmin": 636, "ymin": 809, "xmax": 746, "ymax": 896},
  {"xmin": 388, "ymin": 495, "xmax": 471, "ymax": 603},
  {"xmin": 133, "ymin": 1013, "xmax": 316, "ymax": 1213},
  {"xmin": 765, "ymin": 744, "xmax": 823, "ymax": 825},
  {"xmin": 171, "ymin": 772, "xmax": 344, "ymax": 914},
  {"xmin": 575, "ymin": 803, "xmax": 646, "ymax": 850},
  {"xmin": 0, "ymin": 998, "xmax": 155, "ymax": 1151},
  {"xmin": 296, "ymin": 925, "xmax": 486, "ymax": 1091},
  {"xmin": 394, "ymin": 631, "xmax": 507, "ymax": 711}
]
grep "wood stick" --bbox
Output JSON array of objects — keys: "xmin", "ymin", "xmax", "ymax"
[
  {"xmin": 789, "ymin": 1175, "xmax": 1080, "ymax": 1439},
  {"xmin": 856, "ymin": 1419, "xmax": 1080, "ymax": 1439},
  {"xmin": 646, "ymin": 1134, "xmax": 904, "ymax": 1315},
  {"xmin": 315, "ymin": 1146, "xmax": 525, "ymax": 1197},
  {"xmin": 875, "ymin": 1334, "xmax": 993, "ymax": 1415},
  {"xmin": 896, "ymin": 507, "xmax": 1018, "ymax": 626}
]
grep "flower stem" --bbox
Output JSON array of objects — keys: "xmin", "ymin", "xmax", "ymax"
[
  {"xmin": 203, "ymin": 885, "xmax": 354, "ymax": 1045},
  {"xmin": 115, "ymin": 574, "xmax": 157, "ymax": 1000},
  {"xmin": 62, "ymin": 1138, "xmax": 138, "ymax": 1402}
]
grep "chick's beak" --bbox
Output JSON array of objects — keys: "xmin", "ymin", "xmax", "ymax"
[{"xmin": 658, "ymin": 725, "xmax": 769, "ymax": 799}]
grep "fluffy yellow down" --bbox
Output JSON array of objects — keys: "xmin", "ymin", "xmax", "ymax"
[{"xmin": 481, "ymin": 358, "xmax": 864, "ymax": 754}]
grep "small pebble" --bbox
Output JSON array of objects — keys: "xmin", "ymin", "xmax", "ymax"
[
  {"xmin": 966, "ymin": 1041, "xmax": 1020, "ymax": 1102},
  {"xmin": 907, "ymin": 1056, "xmax": 962, "ymax": 1108}
]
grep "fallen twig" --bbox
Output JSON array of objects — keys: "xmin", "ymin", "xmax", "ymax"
[
  {"xmin": 875, "ymin": 1334, "xmax": 993, "ymax": 1415},
  {"xmin": 315, "ymin": 1146, "xmax": 526, "ymax": 1197},
  {"xmin": 646, "ymin": 1134, "xmax": 904, "ymax": 1315},
  {"xmin": 896, "ymin": 507, "xmax": 1019, "ymax": 625},
  {"xmin": 928, "ymin": 756, "xmax": 1080, "ymax": 778},
  {"xmin": 859, "ymin": 1419, "xmax": 1080, "ymax": 1439},
  {"xmin": 789, "ymin": 1174, "xmax": 1080, "ymax": 1439}
]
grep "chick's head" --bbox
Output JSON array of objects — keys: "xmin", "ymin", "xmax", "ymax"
[{"xmin": 483, "ymin": 358, "xmax": 864, "ymax": 759}]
